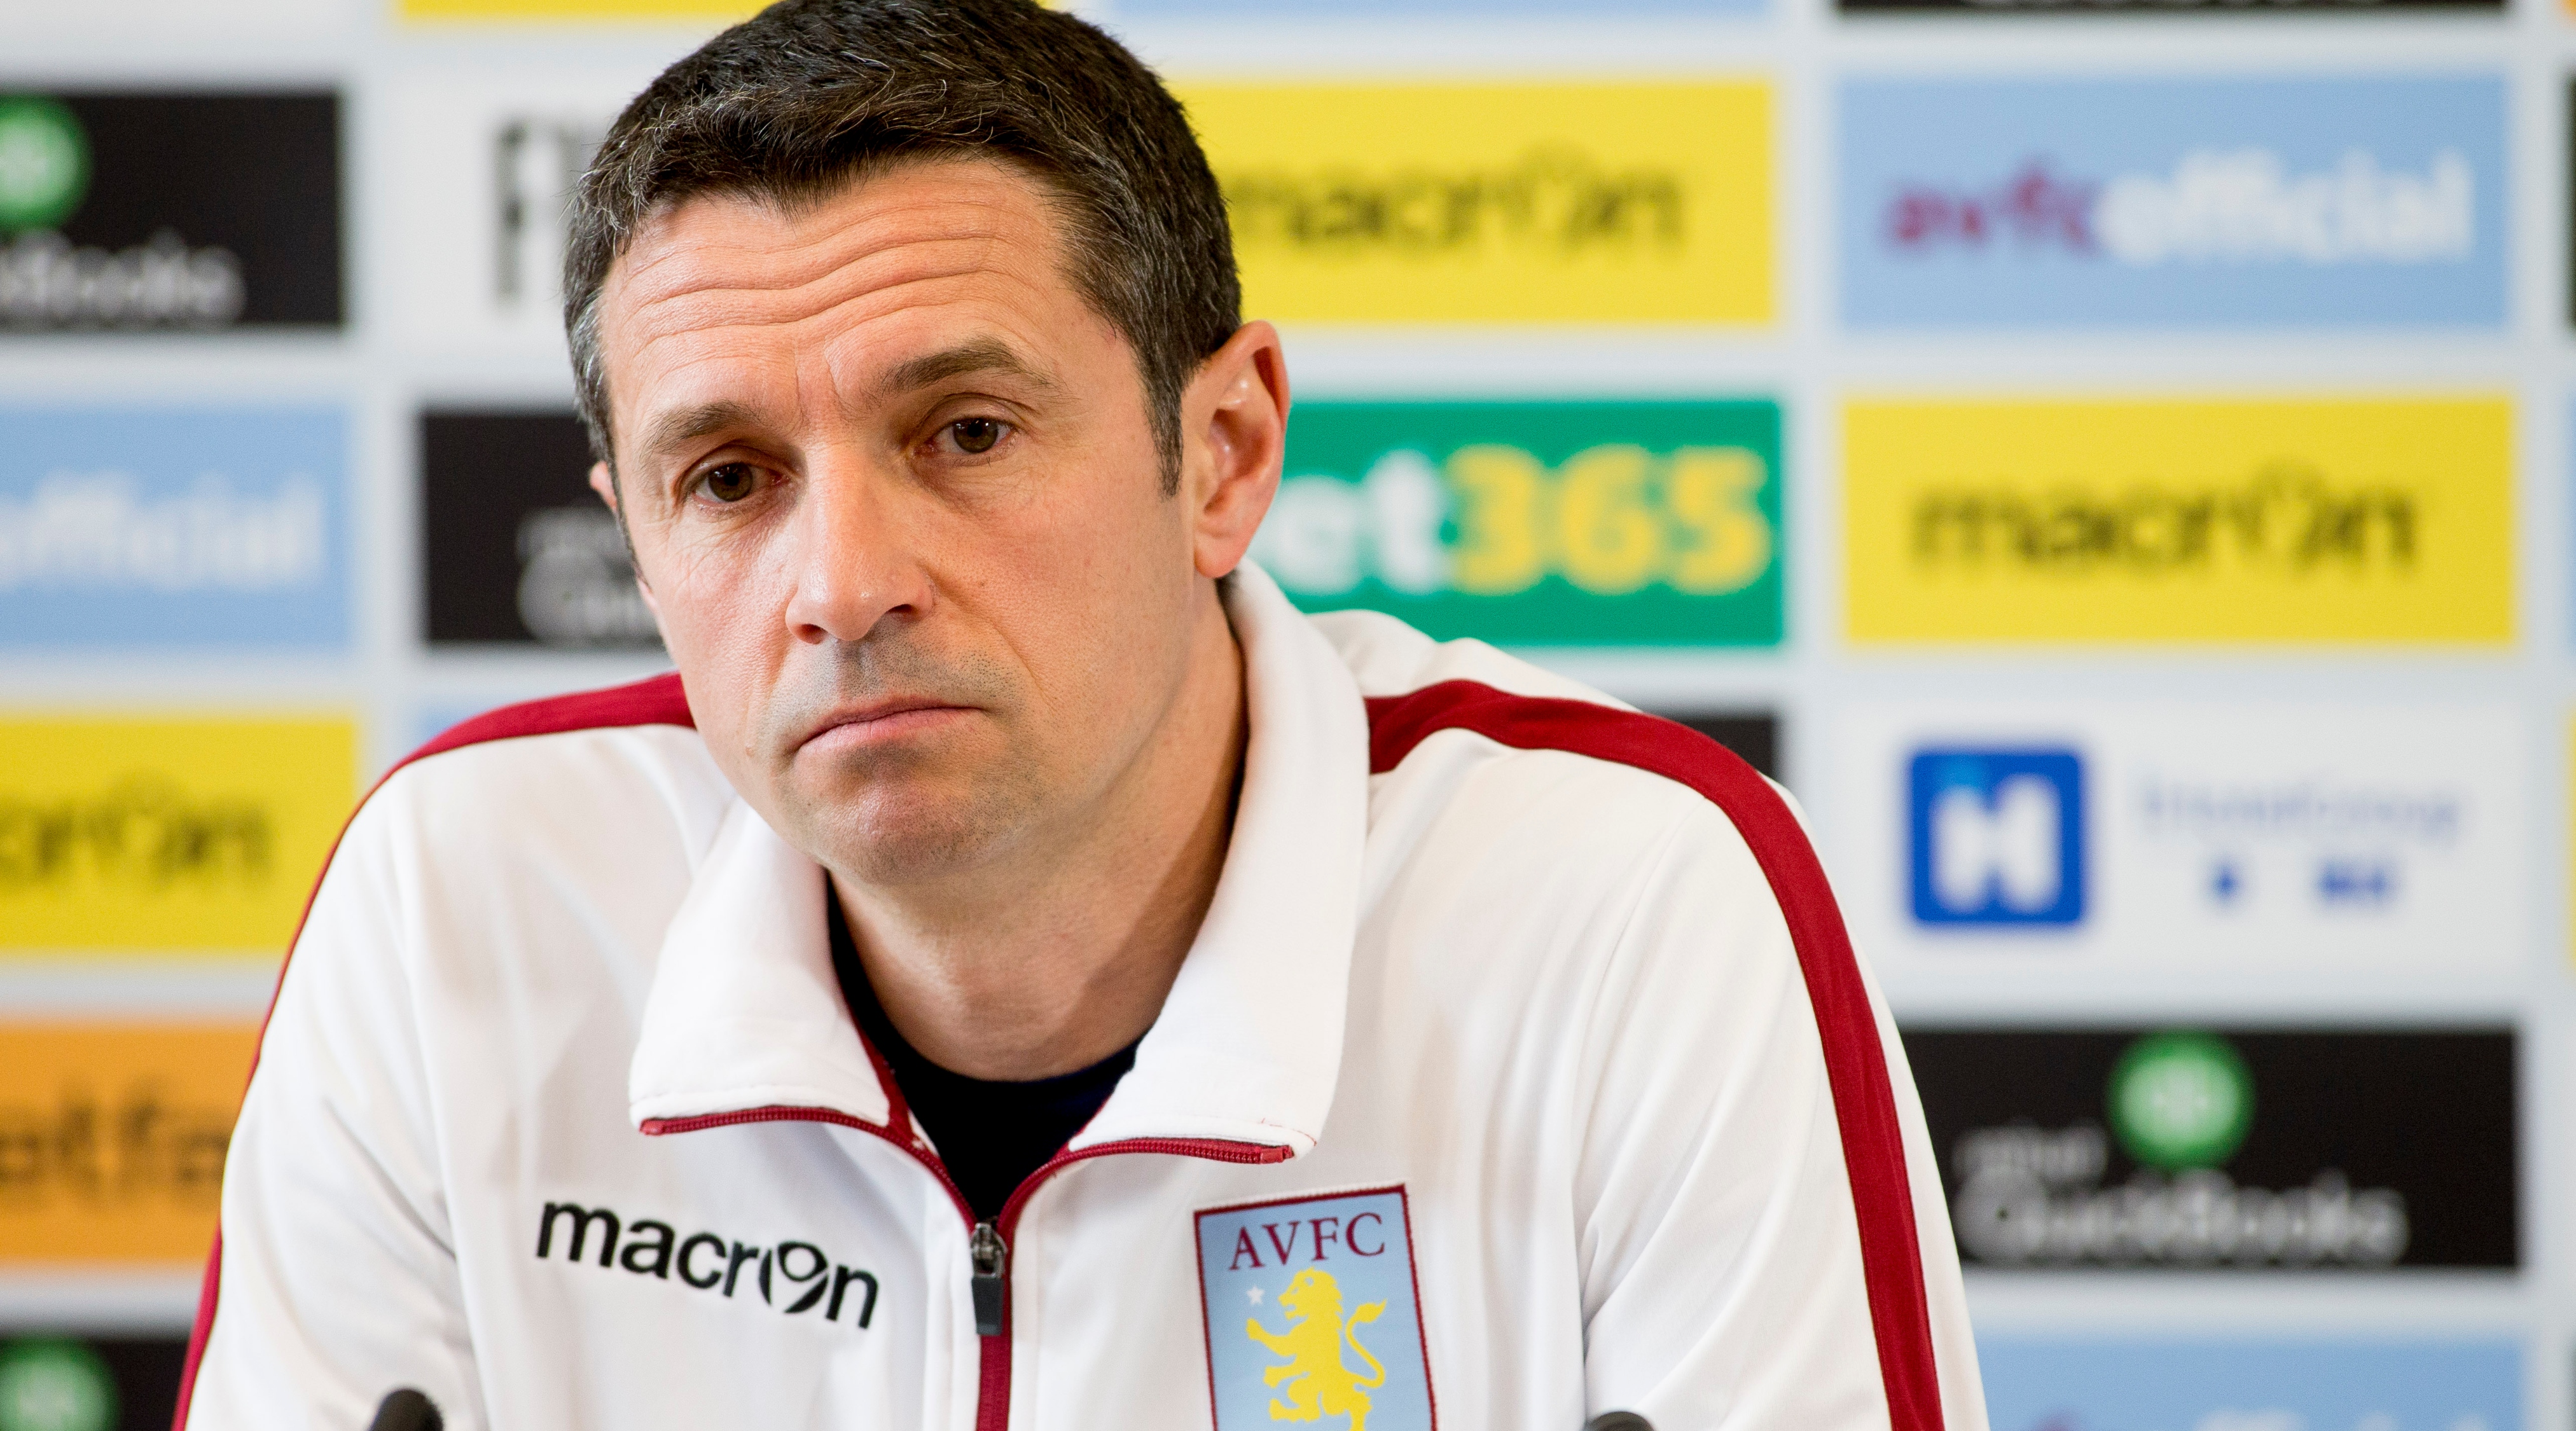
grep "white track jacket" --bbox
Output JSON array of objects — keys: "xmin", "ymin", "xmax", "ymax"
[{"xmin": 181, "ymin": 564, "xmax": 1986, "ymax": 1431}]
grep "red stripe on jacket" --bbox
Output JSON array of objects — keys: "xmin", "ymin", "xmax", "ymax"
[
  {"xmin": 1364, "ymin": 679, "xmax": 1946, "ymax": 1431},
  {"xmin": 173, "ymin": 674, "xmax": 696, "ymax": 1430}
]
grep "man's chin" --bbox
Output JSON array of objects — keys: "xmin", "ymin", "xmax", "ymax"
[{"xmin": 776, "ymin": 777, "xmax": 1035, "ymax": 888}]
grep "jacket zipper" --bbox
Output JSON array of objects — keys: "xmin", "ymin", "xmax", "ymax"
[
  {"xmin": 968, "ymin": 1220, "xmax": 1007, "ymax": 1336},
  {"xmin": 642, "ymin": 1110, "xmax": 1290, "ymax": 1430}
]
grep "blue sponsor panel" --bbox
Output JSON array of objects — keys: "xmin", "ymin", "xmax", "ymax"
[
  {"xmin": 1908, "ymin": 747, "xmax": 2086, "ymax": 927},
  {"xmin": 1839, "ymin": 77, "xmax": 2507, "ymax": 328},
  {"xmin": 0, "ymin": 405, "xmax": 349, "ymax": 649},
  {"xmin": 1981, "ymin": 1337, "xmax": 2521, "ymax": 1431}
]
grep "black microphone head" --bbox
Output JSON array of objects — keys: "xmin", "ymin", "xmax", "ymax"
[
  {"xmin": 370, "ymin": 1388, "xmax": 443, "ymax": 1431},
  {"xmin": 1586, "ymin": 1415, "xmax": 1654, "ymax": 1431}
]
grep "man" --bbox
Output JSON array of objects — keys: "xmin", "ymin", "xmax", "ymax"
[{"xmin": 181, "ymin": 2, "xmax": 1984, "ymax": 1427}]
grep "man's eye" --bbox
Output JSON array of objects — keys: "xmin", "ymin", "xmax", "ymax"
[
  {"xmin": 700, "ymin": 464, "xmax": 759, "ymax": 502},
  {"xmin": 947, "ymin": 418, "xmax": 1005, "ymax": 455}
]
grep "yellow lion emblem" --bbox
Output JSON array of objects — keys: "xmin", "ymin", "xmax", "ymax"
[{"xmin": 1245, "ymin": 1267, "xmax": 1388, "ymax": 1428}]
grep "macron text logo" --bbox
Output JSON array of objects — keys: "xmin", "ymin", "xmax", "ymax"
[{"xmin": 1909, "ymin": 748, "xmax": 2086, "ymax": 927}]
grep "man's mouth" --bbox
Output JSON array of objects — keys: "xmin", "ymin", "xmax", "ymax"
[{"xmin": 796, "ymin": 699, "xmax": 974, "ymax": 754}]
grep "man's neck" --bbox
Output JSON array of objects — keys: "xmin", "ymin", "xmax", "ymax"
[{"xmin": 829, "ymin": 590, "xmax": 1247, "ymax": 1082}]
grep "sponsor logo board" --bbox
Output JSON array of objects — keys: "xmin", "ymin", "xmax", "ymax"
[
  {"xmin": 422, "ymin": 409, "xmax": 658, "ymax": 648},
  {"xmin": 1253, "ymin": 400, "xmax": 1782, "ymax": 646},
  {"xmin": 1843, "ymin": 397, "xmax": 2513, "ymax": 644},
  {"xmin": 1196, "ymin": 1188, "xmax": 1434, "ymax": 1431},
  {"xmin": 1834, "ymin": 702, "xmax": 2519, "ymax": 969},
  {"xmin": 0, "ymin": 1023, "xmax": 258, "ymax": 1264},
  {"xmin": 0, "ymin": 1335, "xmax": 190, "ymax": 1431},
  {"xmin": 0, "ymin": 716, "xmax": 356, "ymax": 955},
  {"xmin": 0, "ymin": 406, "xmax": 349, "ymax": 650},
  {"xmin": 0, "ymin": 92, "xmax": 340, "ymax": 331},
  {"xmin": 1839, "ymin": 78, "xmax": 2505, "ymax": 328},
  {"xmin": 1908, "ymin": 1027, "xmax": 2516, "ymax": 1269},
  {"xmin": 1175, "ymin": 82, "xmax": 1772, "ymax": 324},
  {"xmin": 1979, "ymin": 1336, "xmax": 2519, "ymax": 1431},
  {"xmin": 382, "ymin": 71, "xmax": 661, "ymax": 352}
]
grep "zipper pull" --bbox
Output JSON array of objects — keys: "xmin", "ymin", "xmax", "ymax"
[{"xmin": 969, "ymin": 1220, "xmax": 1006, "ymax": 1337}]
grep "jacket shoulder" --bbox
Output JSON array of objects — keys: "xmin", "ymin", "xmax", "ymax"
[
  {"xmin": 366, "ymin": 672, "xmax": 731, "ymax": 868},
  {"xmin": 1315, "ymin": 609, "xmax": 1805, "ymax": 907}
]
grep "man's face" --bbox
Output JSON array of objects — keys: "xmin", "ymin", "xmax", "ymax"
[{"xmin": 592, "ymin": 158, "xmax": 1227, "ymax": 885}]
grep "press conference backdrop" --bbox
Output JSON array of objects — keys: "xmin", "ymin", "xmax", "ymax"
[{"xmin": 0, "ymin": 0, "xmax": 2562, "ymax": 1425}]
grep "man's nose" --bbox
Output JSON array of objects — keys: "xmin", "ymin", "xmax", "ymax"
[{"xmin": 781, "ymin": 455, "xmax": 933, "ymax": 646}]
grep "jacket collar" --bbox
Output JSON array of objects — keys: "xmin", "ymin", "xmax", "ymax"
[{"xmin": 628, "ymin": 563, "xmax": 1371, "ymax": 1158}]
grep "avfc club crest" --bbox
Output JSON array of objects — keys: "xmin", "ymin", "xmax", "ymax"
[{"xmin": 1195, "ymin": 1187, "xmax": 1437, "ymax": 1430}]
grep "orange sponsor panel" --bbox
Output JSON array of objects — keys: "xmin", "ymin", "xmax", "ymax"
[{"xmin": 0, "ymin": 1021, "xmax": 260, "ymax": 1264}]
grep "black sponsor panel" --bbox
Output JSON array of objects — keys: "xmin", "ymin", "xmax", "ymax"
[
  {"xmin": 421, "ymin": 410, "xmax": 659, "ymax": 649},
  {"xmin": 1657, "ymin": 711, "xmax": 1779, "ymax": 782},
  {"xmin": 0, "ymin": 92, "xmax": 340, "ymax": 329},
  {"xmin": 0, "ymin": 1335, "xmax": 187, "ymax": 1430},
  {"xmin": 1904, "ymin": 1027, "xmax": 2515, "ymax": 1269}
]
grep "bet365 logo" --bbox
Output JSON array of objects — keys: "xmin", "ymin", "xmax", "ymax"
[{"xmin": 1253, "ymin": 400, "xmax": 1783, "ymax": 647}]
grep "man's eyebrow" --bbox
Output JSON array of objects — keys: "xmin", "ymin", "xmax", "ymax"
[
  {"xmin": 639, "ymin": 399, "xmax": 765, "ymax": 467},
  {"xmin": 880, "ymin": 338, "xmax": 1058, "ymax": 396}
]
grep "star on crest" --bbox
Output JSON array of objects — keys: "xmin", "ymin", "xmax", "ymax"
[{"xmin": 1246, "ymin": 1285, "xmax": 1264, "ymax": 1304}]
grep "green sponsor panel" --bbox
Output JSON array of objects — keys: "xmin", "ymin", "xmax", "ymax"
[{"xmin": 1257, "ymin": 400, "xmax": 1783, "ymax": 646}]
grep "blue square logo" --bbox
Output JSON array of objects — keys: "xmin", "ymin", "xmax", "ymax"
[
  {"xmin": 1196, "ymin": 1187, "xmax": 1436, "ymax": 1431},
  {"xmin": 1908, "ymin": 747, "xmax": 2085, "ymax": 927}
]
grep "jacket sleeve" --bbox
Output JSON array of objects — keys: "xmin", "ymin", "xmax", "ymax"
[
  {"xmin": 1570, "ymin": 796, "xmax": 1988, "ymax": 1431},
  {"xmin": 182, "ymin": 787, "xmax": 488, "ymax": 1430}
]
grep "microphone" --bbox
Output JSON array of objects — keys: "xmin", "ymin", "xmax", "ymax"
[
  {"xmin": 1586, "ymin": 1416, "xmax": 1654, "ymax": 1431},
  {"xmin": 369, "ymin": 1389, "xmax": 443, "ymax": 1431}
]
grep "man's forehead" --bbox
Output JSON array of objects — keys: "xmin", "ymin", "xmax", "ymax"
[
  {"xmin": 597, "ymin": 158, "xmax": 1082, "ymax": 380},
  {"xmin": 606, "ymin": 160, "xmax": 1070, "ymax": 334},
  {"xmin": 595, "ymin": 158, "xmax": 1095, "ymax": 450}
]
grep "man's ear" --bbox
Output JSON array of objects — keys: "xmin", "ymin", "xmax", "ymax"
[
  {"xmin": 1182, "ymin": 320, "xmax": 1289, "ymax": 581},
  {"xmin": 587, "ymin": 459, "xmax": 620, "ymax": 513},
  {"xmin": 590, "ymin": 459, "xmax": 661, "ymax": 614}
]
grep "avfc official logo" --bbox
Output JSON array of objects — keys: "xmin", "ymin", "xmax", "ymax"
[{"xmin": 1196, "ymin": 1187, "xmax": 1437, "ymax": 1430}]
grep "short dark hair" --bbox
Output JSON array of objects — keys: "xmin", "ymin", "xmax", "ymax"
[{"xmin": 562, "ymin": 0, "xmax": 1240, "ymax": 492}]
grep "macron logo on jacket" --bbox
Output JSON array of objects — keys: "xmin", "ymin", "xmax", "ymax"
[{"xmin": 533, "ymin": 1199, "xmax": 882, "ymax": 1329}]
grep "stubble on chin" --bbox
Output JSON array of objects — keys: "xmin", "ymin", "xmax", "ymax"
[{"xmin": 751, "ymin": 637, "xmax": 1044, "ymax": 888}]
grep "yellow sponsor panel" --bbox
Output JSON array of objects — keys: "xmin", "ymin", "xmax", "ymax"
[
  {"xmin": 0, "ymin": 1022, "xmax": 260, "ymax": 1264},
  {"xmin": 1175, "ymin": 81, "xmax": 1773, "ymax": 324},
  {"xmin": 399, "ymin": 0, "xmax": 758, "ymax": 18},
  {"xmin": 1843, "ymin": 397, "xmax": 2514, "ymax": 644},
  {"xmin": 0, "ymin": 716, "xmax": 357, "ymax": 955}
]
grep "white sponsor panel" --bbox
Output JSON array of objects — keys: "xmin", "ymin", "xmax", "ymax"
[
  {"xmin": 383, "ymin": 69, "xmax": 666, "ymax": 355},
  {"xmin": 1826, "ymin": 703, "xmax": 2521, "ymax": 972}
]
